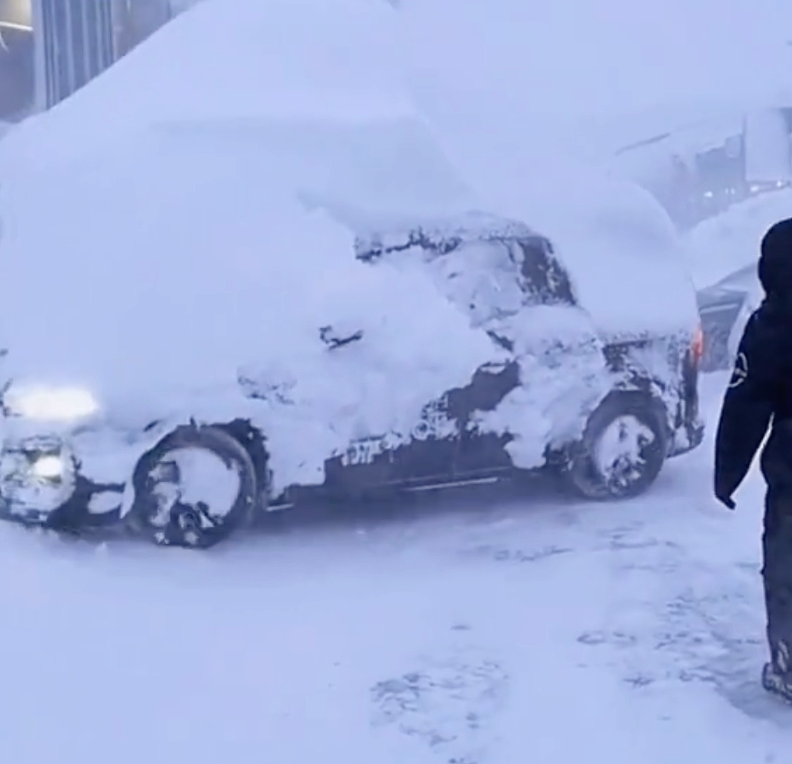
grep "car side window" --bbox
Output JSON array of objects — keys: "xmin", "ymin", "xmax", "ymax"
[
  {"xmin": 428, "ymin": 240, "xmax": 526, "ymax": 327},
  {"xmin": 354, "ymin": 227, "xmax": 575, "ymax": 327},
  {"xmin": 508, "ymin": 235, "xmax": 575, "ymax": 306},
  {"xmin": 426, "ymin": 235, "xmax": 575, "ymax": 328}
]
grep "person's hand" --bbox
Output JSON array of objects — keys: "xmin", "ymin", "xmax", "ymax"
[{"xmin": 716, "ymin": 493, "xmax": 736, "ymax": 510}]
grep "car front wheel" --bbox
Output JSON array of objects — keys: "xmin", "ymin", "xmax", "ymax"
[
  {"xmin": 128, "ymin": 425, "xmax": 258, "ymax": 549},
  {"xmin": 564, "ymin": 393, "xmax": 668, "ymax": 501}
]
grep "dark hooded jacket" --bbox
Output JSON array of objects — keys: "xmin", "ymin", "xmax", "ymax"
[{"xmin": 714, "ymin": 218, "xmax": 792, "ymax": 502}]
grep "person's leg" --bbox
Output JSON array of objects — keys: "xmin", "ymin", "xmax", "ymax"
[{"xmin": 761, "ymin": 486, "xmax": 792, "ymax": 699}]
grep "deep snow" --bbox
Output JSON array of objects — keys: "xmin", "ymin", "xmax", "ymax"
[
  {"xmin": 0, "ymin": 0, "xmax": 510, "ymax": 494},
  {"xmin": 685, "ymin": 188, "xmax": 792, "ymax": 290},
  {"xmin": 0, "ymin": 0, "xmax": 788, "ymax": 759},
  {"xmin": 0, "ymin": 373, "xmax": 786, "ymax": 763},
  {"xmin": 0, "ymin": 0, "xmax": 701, "ymax": 498}
]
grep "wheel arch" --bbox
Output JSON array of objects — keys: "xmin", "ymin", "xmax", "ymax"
[
  {"xmin": 211, "ymin": 419, "xmax": 271, "ymax": 497},
  {"xmin": 600, "ymin": 386, "xmax": 669, "ymax": 433},
  {"xmin": 562, "ymin": 385, "xmax": 671, "ymax": 501},
  {"xmin": 605, "ymin": 377, "xmax": 674, "ymax": 440},
  {"xmin": 126, "ymin": 422, "xmax": 260, "ymax": 548}
]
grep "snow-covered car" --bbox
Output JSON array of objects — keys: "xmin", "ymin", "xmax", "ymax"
[
  {"xmin": 0, "ymin": 0, "xmax": 704, "ymax": 550},
  {"xmin": 0, "ymin": 133, "xmax": 705, "ymax": 550}
]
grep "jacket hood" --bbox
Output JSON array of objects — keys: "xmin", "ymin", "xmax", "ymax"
[{"xmin": 759, "ymin": 218, "xmax": 792, "ymax": 299}]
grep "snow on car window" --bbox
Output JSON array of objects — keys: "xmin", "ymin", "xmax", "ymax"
[
  {"xmin": 430, "ymin": 241, "xmax": 525, "ymax": 326},
  {"xmin": 515, "ymin": 237, "xmax": 575, "ymax": 306},
  {"xmin": 422, "ymin": 235, "xmax": 575, "ymax": 329}
]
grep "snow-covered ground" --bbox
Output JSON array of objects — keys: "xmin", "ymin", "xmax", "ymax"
[
  {"xmin": 0, "ymin": 372, "xmax": 785, "ymax": 764},
  {"xmin": 0, "ymin": 0, "xmax": 788, "ymax": 759}
]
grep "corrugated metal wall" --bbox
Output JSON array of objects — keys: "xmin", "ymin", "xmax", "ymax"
[
  {"xmin": 37, "ymin": 0, "xmax": 115, "ymax": 108},
  {"xmin": 34, "ymin": 0, "xmax": 172, "ymax": 110}
]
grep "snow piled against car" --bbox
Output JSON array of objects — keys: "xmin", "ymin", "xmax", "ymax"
[
  {"xmin": 0, "ymin": 0, "xmax": 703, "ymax": 546},
  {"xmin": 0, "ymin": 132, "xmax": 509, "ymax": 493}
]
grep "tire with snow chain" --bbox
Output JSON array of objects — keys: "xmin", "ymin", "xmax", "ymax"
[
  {"xmin": 563, "ymin": 393, "xmax": 668, "ymax": 501},
  {"xmin": 128, "ymin": 425, "xmax": 258, "ymax": 549}
]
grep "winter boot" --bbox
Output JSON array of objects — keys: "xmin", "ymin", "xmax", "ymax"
[{"xmin": 762, "ymin": 641, "xmax": 792, "ymax": 702}]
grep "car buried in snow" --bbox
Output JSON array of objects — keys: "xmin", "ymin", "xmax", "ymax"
[
  {"xmin": 0, "ymin": 128, "xmax": 705, "ymax": 550},
  {"xmin": 0, "ymin": 0, "xmax": 704, "ymax": 549}
]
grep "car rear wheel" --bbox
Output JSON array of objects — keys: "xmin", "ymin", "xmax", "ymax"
[
  {"xmin": 564, "ymin": 393, "xmax": 668, "ymax": 501},
  {"xmin": 128, "ymin": 425, "xmax": 258, "ymax": 549}
]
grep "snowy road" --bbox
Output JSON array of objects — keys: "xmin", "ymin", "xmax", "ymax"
[{"xmin": 0, "ymin": 372, "xmax": 788, "ymax": 763}]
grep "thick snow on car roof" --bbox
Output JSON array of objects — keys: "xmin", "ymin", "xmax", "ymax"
[
  {"xmin": 0, "ymin": 0, "xmax": 477, "ymax": 220},
  {"xmin": 0, "ymin": 0, "xmax": 416, "ymax": 173},
  {"xmin": 478, "ymin": 164, "xmax": 700, "ymax": 339},
  {"xmin": 0, "ymin": 0, "xmax": 498, "ymax": 428}
]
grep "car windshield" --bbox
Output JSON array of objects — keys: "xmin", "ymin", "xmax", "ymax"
[{"xmin": 235, "ymin": 115, "xmax": 479, "ymax": 223}]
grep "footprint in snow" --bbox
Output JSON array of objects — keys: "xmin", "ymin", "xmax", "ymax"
[{"xmin": 370, "ymin": 656, "xmax": 508, "ymax": 763}]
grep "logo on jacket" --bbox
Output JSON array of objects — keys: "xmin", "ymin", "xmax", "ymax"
[{"xmin": 729, "ymin": 351, "xmax": 748, "ymax": 388}]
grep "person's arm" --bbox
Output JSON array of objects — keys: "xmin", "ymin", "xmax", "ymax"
[{"xmin": 714, "ymin": 313, "xmax": 782, "ymax": 507}]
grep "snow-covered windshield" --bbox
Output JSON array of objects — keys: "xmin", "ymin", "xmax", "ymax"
[{"xmin": 154, "ymin": 115, "xmax": 478, "ymax": 224}]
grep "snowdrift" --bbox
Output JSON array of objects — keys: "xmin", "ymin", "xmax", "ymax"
[
  {"xmin": 0, "ymin": 0, "xmax": 506, "ymax": 492},
  {"xmin": 0, "ymin": 123, "xmax": 507, "ymax": 492},
  {"xmin": 478, "ymin": 166, "xmax": 701, "ymax": 339},
  {"xmin": 0, "ymin": 0, "xmax": 701, "ymax": 493},
  {"xmin": 0, "ymin": 0, "xmax": 415, "ymax": 174},
  {"xmin": 685, "ymin": 189, "xmax": 792, "ymax": 289}
]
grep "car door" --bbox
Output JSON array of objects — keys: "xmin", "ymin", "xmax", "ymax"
[
  {"xmin": 329, "ymin": 230, "xmax": 528, "ymax": 490},
  {"xmin": 439, "ymin": 233, "xmax": 579, "ymax": 475}
]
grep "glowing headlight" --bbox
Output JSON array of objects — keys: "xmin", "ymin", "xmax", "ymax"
[
  {"xmin": 30, "ymin": 454, "xmax": 67, "ymax": 480},
  {"xmin": 5, "ymin": 386, "xmax": 100, "ymax": 421}
]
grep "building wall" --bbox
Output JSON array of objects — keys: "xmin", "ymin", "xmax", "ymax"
[
  {"xmin": 0, "ymin": 0, "xmax": 34, "ymax": 120},
  {"xmin": 0, "ymin": 0, "xmax": 32, "ymax": 27},
  {"xmin": 27, "ymin": 0, "xmax": 172, "ymax": 112},
  {"xmin": 113, "ymin": 0, "xmax": 171, "ymax": 58},
  {"xmin": 33, "ymin": 0, "xmax": 116, "ymax": 110},
  {"xmin": 610, "ymin": 109, "xmax": 792, "ymax": 231}
]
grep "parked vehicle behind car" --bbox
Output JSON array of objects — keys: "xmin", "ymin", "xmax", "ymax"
[
  {"xmin": 684, "ymin": 189, "xmax": 792, "ymax": 372},
  {"xmin": 0, "ymin": 0, "xmax": 704, "ymax": 550},
  {"xmin": 696, "ymin": 264, "xmax": 760, "ymax": 372}
]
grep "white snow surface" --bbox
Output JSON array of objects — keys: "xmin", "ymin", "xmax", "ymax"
[
  {"xmin": 0, "ymin": 0, "xmax": 786, "ymax": 758},
  {"xmin": 0, "ymin": 374, "xmax": 788, "ymax": 764},
  {"xmin": 0, "ymin": 0, "xmax": 702, "ymax": 494},
  {"xmin": 0, "ymin": 0, "xmax": 414, "ymax": 173},
  {"xmin": 474, "ymin": 305, "xmax": 612, "ymax": 463},
  {"xmin": 487, "ymin": 168, "xmax": 701, "ymax": 339},
  {"xmin": 0, "ymin": 0, "xmax": 506, "ymax": 493},
  {"xmin": 685, "ymin": 189, "xmax": 792, "ymax": 289},
  {"xmin": 166, "ymin": 447, "xmax": 242, "ymax": 522},
  {"xmin": 0, "ymin": 127, "xmax": 503, "ymax": 491},
  {"xmin": 375, "ymin": 237, "xmax": 615, "ymax": 467}
]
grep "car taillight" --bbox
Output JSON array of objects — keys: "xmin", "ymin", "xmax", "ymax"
[{"xmin": 692, "ymin": 323, "xmax": 704, "ymax": 365}]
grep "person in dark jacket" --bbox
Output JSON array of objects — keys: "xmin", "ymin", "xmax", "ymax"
[{"xmin": 714, "ymin": 216, "xmax": 792, "ymax": 701}]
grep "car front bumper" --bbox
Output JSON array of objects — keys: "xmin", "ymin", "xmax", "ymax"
[{"xmin": 0, "ymin": 423, "xmax": 160, "ymax": 530}]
